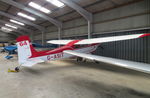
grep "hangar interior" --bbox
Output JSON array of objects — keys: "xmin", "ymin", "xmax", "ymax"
[{"xmin": 0, "ymin": 0, "xmax": 150, "ymax": 98}]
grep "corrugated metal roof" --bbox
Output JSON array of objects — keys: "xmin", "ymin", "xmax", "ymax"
[{"xmin": 0, "ymin": 0, "xmax": 139, "ymax": 35}]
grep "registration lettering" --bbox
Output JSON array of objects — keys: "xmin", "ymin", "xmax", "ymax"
[{"xmin": 47, "ymin": 53, "xmax": 63, "ymax": 60}]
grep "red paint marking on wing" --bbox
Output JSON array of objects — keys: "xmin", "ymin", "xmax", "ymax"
[
  {"xmin": 139, "ymin": 33, "xmax": 150, "ymax": 38},
  {"xmin": 66, "ymin": 40, "xmax": 82, "ymax": 46}
]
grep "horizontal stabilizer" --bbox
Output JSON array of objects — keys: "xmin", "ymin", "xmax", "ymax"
[
  {"xmin": 64, "ymin": 50, "xmax": 150, "ymax": 74},
  {"xmin": 22, "ymin": 59, "xmax": 44, "ymax": 67}
]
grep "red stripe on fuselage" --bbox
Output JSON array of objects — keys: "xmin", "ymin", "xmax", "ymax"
[
  {"xmin": 29, "ymin": 44, "xmax": 99, "ymax": 58},
  {"xmin": 29, "ymin": 45, "xmax": 73, "ymax": 58},
  {"xmin": 29, "ymin": 40, "xmax": 82, "ymax": 58}
]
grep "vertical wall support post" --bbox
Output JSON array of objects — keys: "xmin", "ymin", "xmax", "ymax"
[
  {"xmin": 58, "ymin": 27, "xmax": 62, "ymax": 40},
  {"xmin": 88, "ymin": 21, "xmax": 93, "ymax": 39},
  {"xmin": 30, "ymin": 32, "xmax": 33, "ymax": 42},
  {"xmin": 42, "ymin": 31, "xmax": 45, "ymax": 45}
]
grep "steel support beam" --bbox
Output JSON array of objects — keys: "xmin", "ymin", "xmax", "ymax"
[
  {"xmin": 0, "ymin": 20, "xmax": 31, "ymax": 34},
  {"xmin": 0, "ymin": 11, "xmax": 45, "ymax": 31},
  {"xmin": 13, "ymin": 29, "xmax": 27, "ymax": 35},
  {"xmin": 60, "ymin": 0, "xmax": 93, "ymax": 38},
  {"xmin": 0, "ymin": 28, "xmax": 19, "ymax": 37},
  {"xmin": 0, "ymin": 30, "xmax": 18, "ymax": 36},
  {"xmin": 1, "ymin": 0, "xmax": 62, "ymax": 28},
  {"xmin": 1, "ymin": 0, "xmax": 63, "ymax": 44},
  {"xmin": 0, "ymin": 23, "xmax": 24, "ymax": 35},
  {"xmin": 10, "ymin": 30, "xmax": 23, "ymax": 36},
  {"xmin": 60, "ymin": 0, "xmax": 93, "ymax": 21}
]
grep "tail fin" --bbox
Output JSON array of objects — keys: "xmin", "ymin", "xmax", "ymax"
[{"xmin": 16, "ymin": 36, "xmax": 37, "ymax": 64}]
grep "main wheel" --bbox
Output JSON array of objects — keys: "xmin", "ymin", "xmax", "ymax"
[
  {"xmin": 94, "ymin": 61, "xmax": 99, "ymax": 64},
  {"xmin": 79, "ymin": 57, "xmax": 83, "ymax": 61}
]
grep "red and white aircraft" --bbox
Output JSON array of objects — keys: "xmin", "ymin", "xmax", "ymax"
[{"xmin": 15, "ymin": 33, "xmax": 150, "ymax": 74}]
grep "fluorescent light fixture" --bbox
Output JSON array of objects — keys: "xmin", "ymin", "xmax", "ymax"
[
  {"xmin": 10, "ymin": 19, "xmax": 25, "ymax": 26},
  {"xmin": 40, "ymin": 7, "xmax": 51, "ymax": 14},
  {"xmin": 1, "ymin": 27, "xmax": 13, "ymax": 32},
  {"xmin": 17, "ymin": 12, "xmax": 36, "ymax": 21},
  {"xmin": 29, "ymin": 2, "xmax": 51, "ymax": 14},
  {"xmin": 5, "ymin": 24, "xmax": 18, "ymax": 29},
  {"xmin": 46, "ymin": 0, "xmax": 65, "ymax": 8}
]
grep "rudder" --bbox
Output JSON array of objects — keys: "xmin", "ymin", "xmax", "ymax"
[{"xmin": 16, "ymin": 36, "xmax": 37, "ymax": 64}]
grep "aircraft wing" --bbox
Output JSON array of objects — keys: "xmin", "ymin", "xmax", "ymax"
[
  {"xmin": 47, "ymin": 33, "xmax": 150, "ymax": 45},
  {"xmin": 47, "ymin": 40, "xmax": 73, "ymax": 45},
  {"xmin": 64, "ymin": 50, "xmax": 150, "ymax": 74},
  {"xmin": 21, "ymin": 59, "xmax": 44, "ymax": 67}
]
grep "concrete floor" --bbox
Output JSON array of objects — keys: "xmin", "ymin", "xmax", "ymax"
[{"xmin": 0, "ymin": 53, "xmax": 150, "ymax": 98}]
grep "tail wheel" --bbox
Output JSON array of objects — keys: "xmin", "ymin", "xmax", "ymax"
[{"xmin": 15, "ymin": 67, "xmax": 20, "ymax": 72}]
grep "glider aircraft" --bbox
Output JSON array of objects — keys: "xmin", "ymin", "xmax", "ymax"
[{"xmin": 14, "ymin": 33, "xmax": 150, "ymax": 74}]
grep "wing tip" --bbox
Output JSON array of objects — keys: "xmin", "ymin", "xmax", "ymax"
[{"xmin": 139, "ymin": 33, "xmax": 150, "ymax": 38}]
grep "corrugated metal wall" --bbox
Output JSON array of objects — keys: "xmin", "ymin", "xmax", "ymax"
[{"xmin": 93, "ymin": 29, "xmax": 150, "ymax": 64}]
